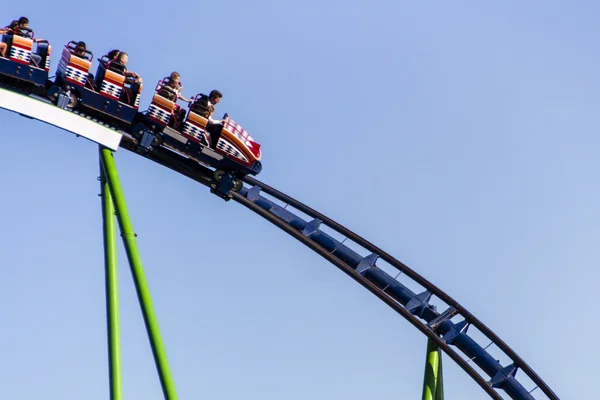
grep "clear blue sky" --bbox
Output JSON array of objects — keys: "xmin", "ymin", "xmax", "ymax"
[{"xmin": 0, "ymin": 1, "xmax": 595, "ymax": 398}]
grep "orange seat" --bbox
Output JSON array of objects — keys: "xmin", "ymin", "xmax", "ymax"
[
  {"xmin": 147, "ymin": 93, "xmax": 175, "ymax": 126},
  {"xmin": 57, "ymin": 47, "xmax": 92, "ymax": 87},
  {"xmin": 9, "ymin": 35, "xmax": 33, "ymax": 65}
]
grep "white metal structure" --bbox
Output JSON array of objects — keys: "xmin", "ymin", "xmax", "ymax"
[{"xmin": 0, "ymin": 87, "xmax": 123, "ymax": 151}]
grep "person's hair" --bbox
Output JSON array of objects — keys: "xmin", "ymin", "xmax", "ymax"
[
  {"xmin": 107, "ymin": 49, "xmax": 120, "ymax": 60},
  {"xmin": 76, "ymin": 41, "xmax": 86, "ymax": 52},
  {"xmin": 116, "ymin": 51, "xmax": 128, "ymax": 62},
  {"xmin": 209, "ymin": 89, "xmax": 222, "ymax": 100},
  {"xmin": 170, "ymin": 71, "xmax": 180, "ymax": 80},
  {"xmin": 18, "ymin": 17, "xmax": 29, "ymax": 25}
]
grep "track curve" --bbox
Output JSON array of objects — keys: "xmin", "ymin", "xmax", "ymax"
[
  {"xmin": 0, "ymin": 88, "xmax": 559, "ymax": 400},
  {"xmin": 235, "ymin": 178, "xmax": 558, "ymax": 400}
]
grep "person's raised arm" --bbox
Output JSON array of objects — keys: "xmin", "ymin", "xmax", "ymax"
[
  {"xmin": 177, "ymin": 92, "xmax": 191, "ymax": 103},
  {"xmin": 208, "ymin": 114, "xmax": 223, "ymax": 124}
]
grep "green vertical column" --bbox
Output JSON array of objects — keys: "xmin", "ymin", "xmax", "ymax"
[
  {"xmin": 436, "ymin": 353, "xmax": 444, "ymax": 400},
  {"xmin": 100, "ymin": 147, "xmax": 179, "ymax": 400},
  {"xmin": 422, "ymin": 338, "xmax": 444, "ymax": 400},
  {"xmin": 100, "ymin": 155, "xmax": 123, "ymax": 400}
]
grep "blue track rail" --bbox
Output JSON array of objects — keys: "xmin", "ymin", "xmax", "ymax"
[
  {"xmin": 233, "ymin": 177, "xmax": 559, "ymax": 400},
  {"xmin": 118, "ymin": 141, "xmax": 559, "ymax": 400}
]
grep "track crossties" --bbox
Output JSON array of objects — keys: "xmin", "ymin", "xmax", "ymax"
[{"xmin": 232, "ymin": 176, "xmax": 559, "ymax": 400}]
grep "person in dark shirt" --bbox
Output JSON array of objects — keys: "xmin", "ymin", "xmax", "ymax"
[
  {"xmin": 191, "ymin": 90, "xmax": 224, "ymax": 148},
  {"xmin": 115, "ymin": 52, "xmax": 142, "ymax": 85},
  {"xmin": 106, "ymin": 51, "xmax": 136, "ymax": 78},
  {"xmin": 105, "ymin": 51, "xmax": 142, "ymax": 106},
  {"xmin": 6, "ymin": 18, "xmax": 27, "ymax": 36},
  {"xmin": 72, "ymin": 41, "xmax": 87, "ymax": 57},
  {"xmin": 156, "ymin": 71, "xmax": 191, "ymax": 130},
  {"xmin": 191, "ymin": 90, "xmax": 222, "ymax": 120},
  {"xmin": 71, "ymin": 41, "xmax": 95, "ymax": 88},
  {"xmin": 157, "ymin": 71, "xmax": 190, "ymax": 102}
]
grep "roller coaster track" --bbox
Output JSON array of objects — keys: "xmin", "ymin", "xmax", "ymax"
[{"xmin": 0, "ymin": 87, "xmax": 560, "ymax": 400}]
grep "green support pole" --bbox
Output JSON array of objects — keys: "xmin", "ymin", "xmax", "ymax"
[
  {"xmin": 422, "ymin": 338, "xmax": 444, "ymax": 400},
  {"xmin": 100, "ymin": 158, "xmax": 123, "ymax": 400},
  {"xmin": 99, "ymin": 147, "xmax": 179, "ymax": 400},
  {"xmin": 436, "ymin": 352, "xmax": 444, "ymax": 400}
]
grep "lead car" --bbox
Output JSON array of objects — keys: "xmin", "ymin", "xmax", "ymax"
[{"xmin": 134, "ymin": 80, "xmax": 262, "ymax": 197}]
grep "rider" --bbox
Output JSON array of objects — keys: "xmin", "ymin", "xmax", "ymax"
[
  {"xmin": 106, "ymin": 49, "xmax": 120, "ymax": 62},
  {"xmin": 0, "ymin": 24, "xmax": 10, "ymax": 57},
  {"xmin": 71, "ymin": 41, "xmax": 95, "ymax": 88},
  {"xmin": 156, "ymin": 71, "xmax": 191, "ymax": 130},
  {"xmin": 4, "ymin": 18, "xmax": 23, "ymax": 35},
  {"xmin": 7, "ymin": 17, "xmax": 44, "ymax": 67},
  {"xmin": 1, "ymin": 20, "xmax": 20, "ymax": 59},
  {"xmin": 106, "ymin": 51, "xmax": 142, "ymax": 106},
  {"xmin": 191, "ymin": 89, "xmax": 224, "ymax": 148},
  {"xmin": 72, "ymin": 41, "xmax": 87, "ymax": 57}
]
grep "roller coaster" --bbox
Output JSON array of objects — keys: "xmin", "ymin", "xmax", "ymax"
[{"xmin": 0, "ymin": 25, "xmax": 560, "ymax": 400}]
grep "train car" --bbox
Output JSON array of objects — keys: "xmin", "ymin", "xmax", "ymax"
[
  {"xmin": 0, "ymin": 27, "xmax": 51, "ymax": 92},
  {"xmin": 48, "ymin": 42, "xmax": 142, "ymax": 128},
  {"xmin": 0, "ymin": 34, "xmax": 263, "ymax": 193},
  {"xmin": 179, "ymin": 94, "xmax": 262, "ymax": 170},
  {"xmin": 134, "ymin": 86, "xmax": 262, "ymax": 195}
]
